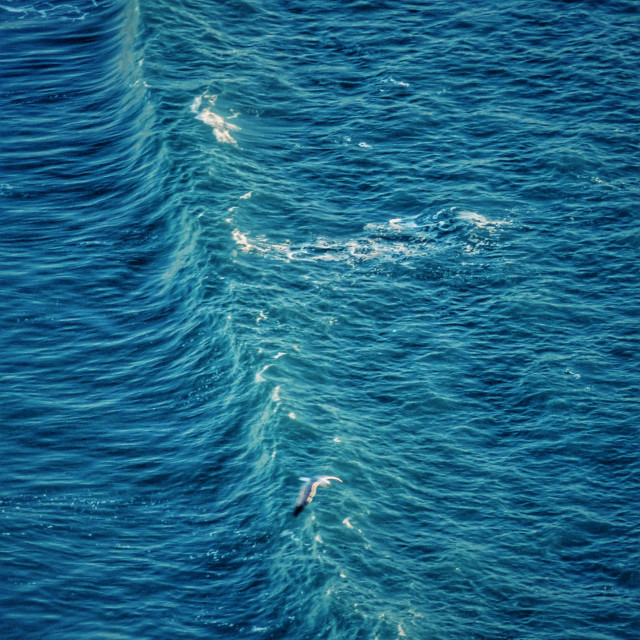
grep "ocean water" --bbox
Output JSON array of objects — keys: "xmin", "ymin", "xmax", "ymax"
[{"xmin": 1, "ymin": 0, "xmax": 639, "ymax": 638}]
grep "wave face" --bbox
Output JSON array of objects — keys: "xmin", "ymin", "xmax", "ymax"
[{"xmin": 1, "ymin": 0, "xmax": 639, "ymax": 638}]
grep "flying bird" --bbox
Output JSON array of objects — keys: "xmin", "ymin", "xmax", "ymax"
[{"xmin": 293, "ymin": 475, "xmax": 343, "ymax": 516}]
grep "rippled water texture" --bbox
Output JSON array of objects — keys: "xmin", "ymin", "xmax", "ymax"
[{"xmin": 1, "ymin": 0, "xmax": 639, "ymax": 638}]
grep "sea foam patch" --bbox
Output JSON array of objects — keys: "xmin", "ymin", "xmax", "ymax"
[
  {"xmin": 191, "ymin": 94, "xmax": 240, "ymax": 144},
  {"xmin": 231, "ymin": 208, "xmax": 509, "ymax": 267}
]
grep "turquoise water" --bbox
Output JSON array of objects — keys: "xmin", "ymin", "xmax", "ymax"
[{"xmin": 1, "ymin": 1, "xmax": 639, "ymax": 638}]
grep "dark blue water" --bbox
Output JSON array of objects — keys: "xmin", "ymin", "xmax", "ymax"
[{"xmin": 1, "ymin": 1, "xmax": 639, "ymax": 638}]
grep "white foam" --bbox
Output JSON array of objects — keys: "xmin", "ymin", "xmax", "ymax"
[
  {"xmin": 231, "ymin": 208, "xmax": 506, "ymax": 267},
  {"xmin": 192, "ymin": 94, "xmax": 240, "ymax": 145},
  {"xmin": 231, "ymin": 228, "xmax": 422, "ymax": 264},
  {"xmin": 190, "ymin": 95, "xmax": 202, "ymax": 113},
  {"xmin": 458, "ymin": 210, "xmax": 508, "ymax": 229},
  {"xmin": 386, "ymin": 77, "xmax": 410, "ymax": 88},
  {"xmin": 255, "ymin": 364, "xmax": 271, "ymax": 383},
  {"xmin": 232, "ymin": 229, "xmax": 261, "ymax": 253}
]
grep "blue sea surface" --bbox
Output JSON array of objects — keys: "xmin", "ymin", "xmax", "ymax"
[{"xmin": 1, "ymin": 0, "xmax": 639, "ymax": 638}]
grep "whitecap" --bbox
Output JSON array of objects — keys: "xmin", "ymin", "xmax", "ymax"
[
  {"xmin": 386, "ymin": 77, "xmax": 410, "ymax": 88},
  {"xmin": 232, "ymin": 229, "xmax": 261, "ymax": 253},
  {"xmin": 458, "ymin": 210, "xmax": 508, "ymax": 229},
  {"xmin": 192, "ymin": 94, "xmax": 240, "ymax": 145},
  {"xmin": 190, "ymin": 95, "xmax": 202, "ymax": 113},
  {"xmin": 255, "ymin": 364, "xmax": 271, "ymax": 383},
  {"xmin": 229, "ymin": 207, "xmax": 506, "ymax": 267}
]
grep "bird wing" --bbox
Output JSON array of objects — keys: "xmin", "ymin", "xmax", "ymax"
[
  {"xmin": 296, "ymin": 481, "xmax": 311, "ymax": 507},
  {"xmin": 307, "ymin": 480, "xmax": 321, "ymax": 502}
]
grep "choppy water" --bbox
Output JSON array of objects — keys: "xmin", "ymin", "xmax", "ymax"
[{"xmin": 1, "ymin": 1, "xmax": 639, "ymax": 638}]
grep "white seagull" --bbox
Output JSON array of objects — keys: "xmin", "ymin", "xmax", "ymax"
[{"xmin": 293, "ymin": 475, "xmax": 343, "ymax": 517}]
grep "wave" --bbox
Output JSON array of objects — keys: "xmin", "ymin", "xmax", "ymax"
[{"xmin": 0, "ymin": 0, "xmax": 98, "ymax": 23}]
